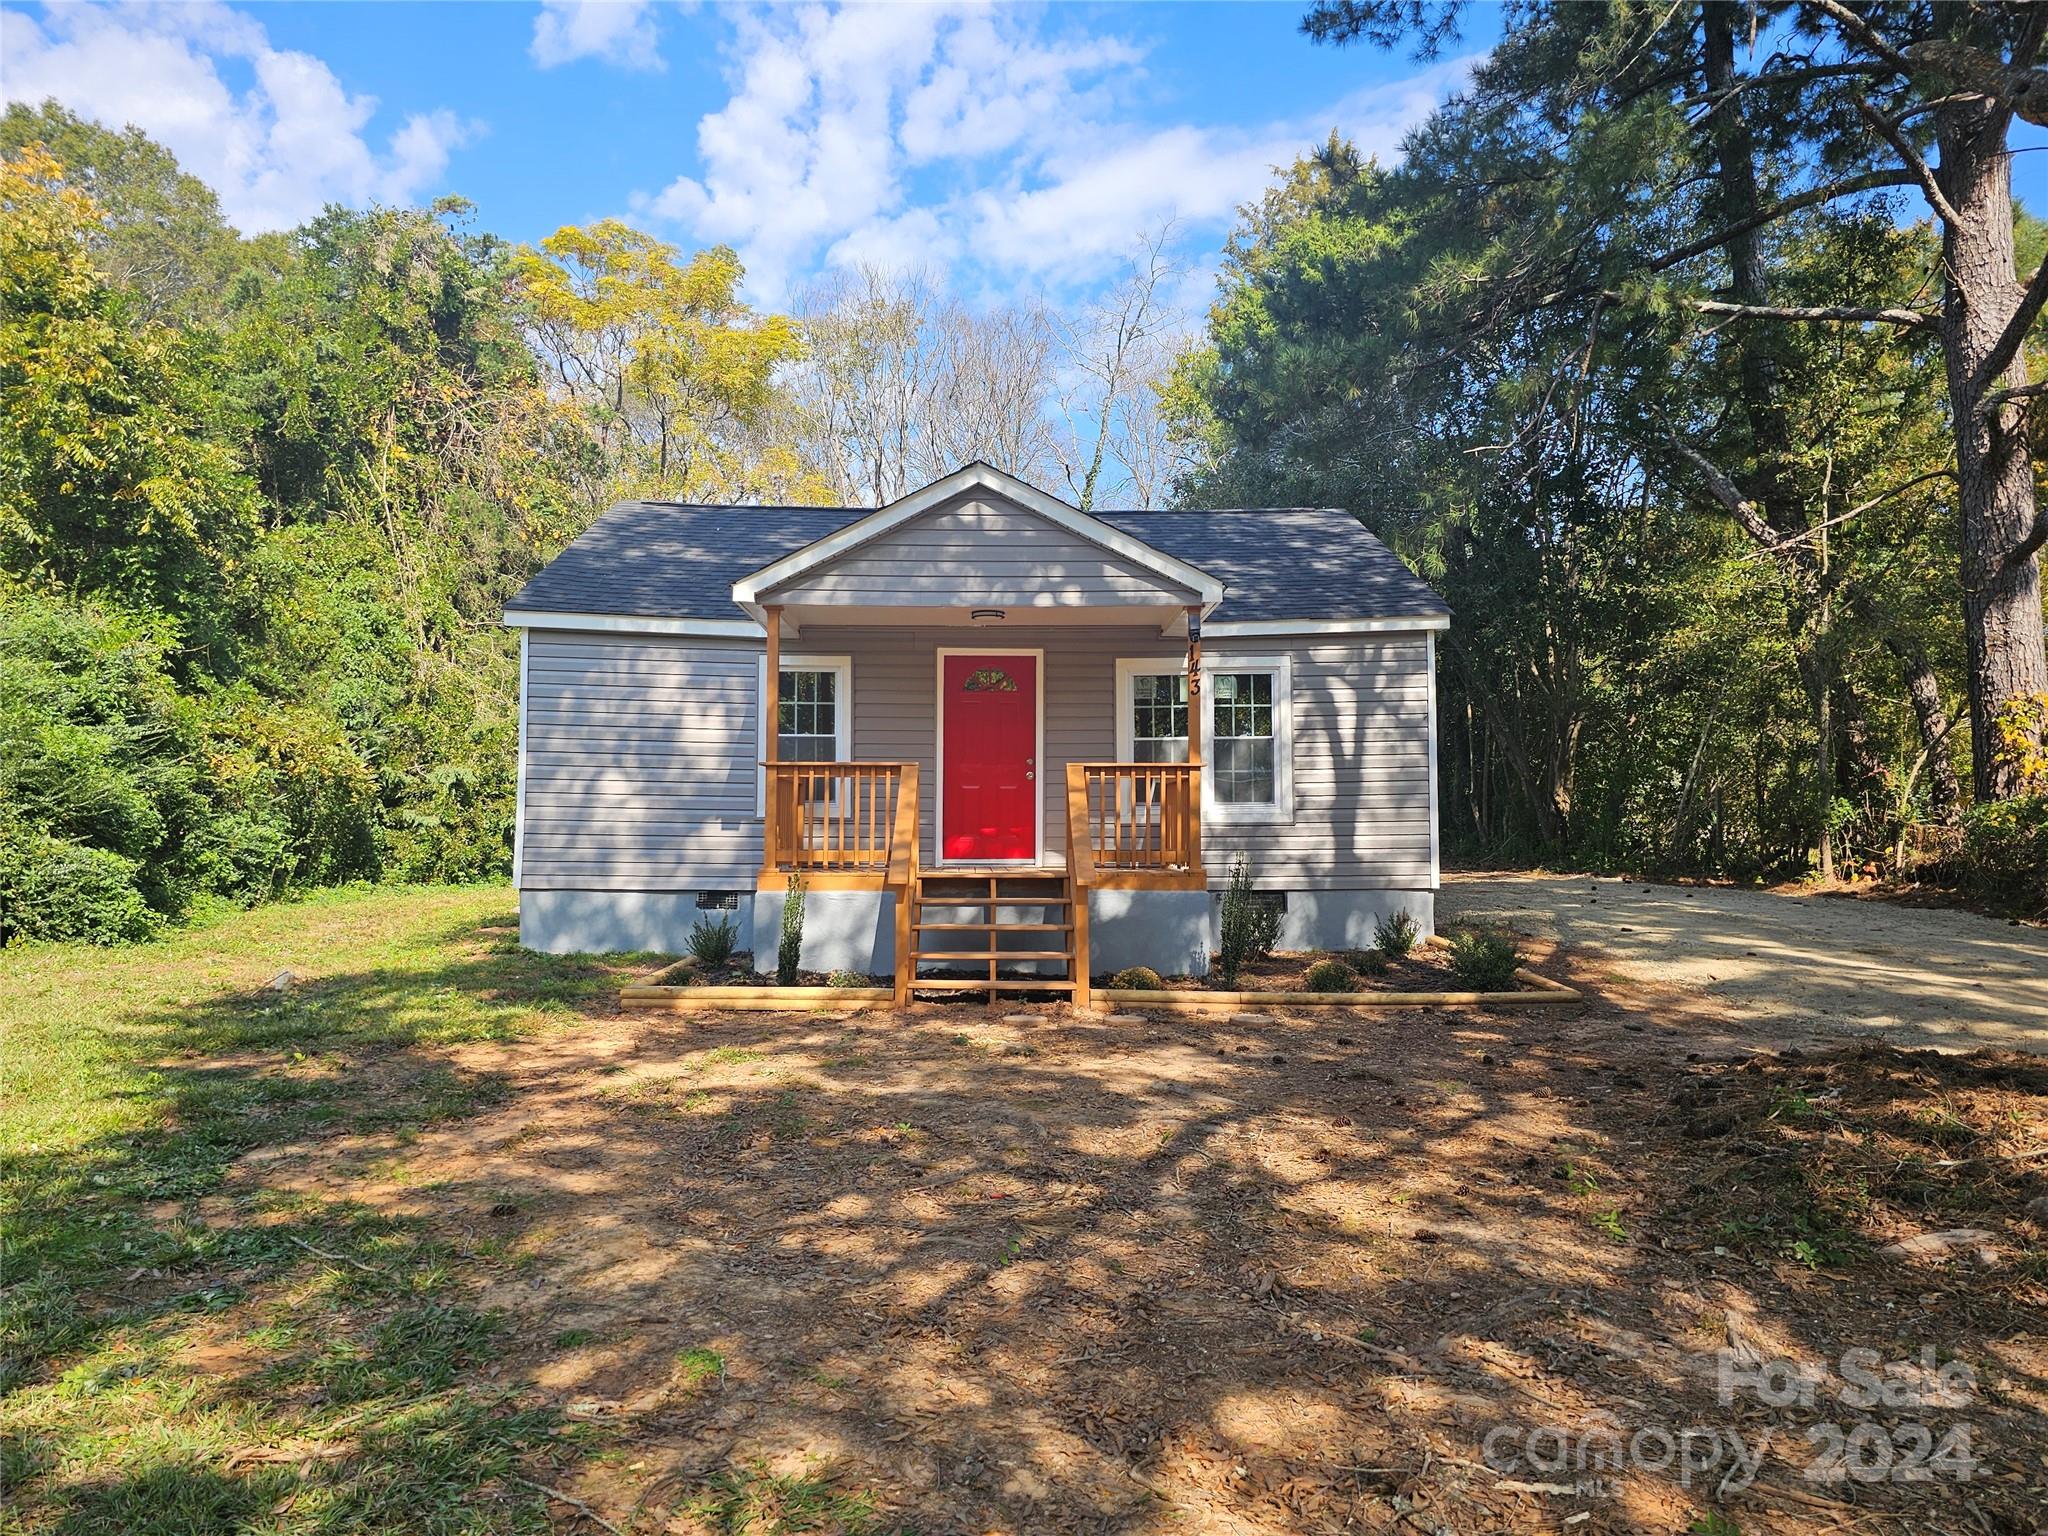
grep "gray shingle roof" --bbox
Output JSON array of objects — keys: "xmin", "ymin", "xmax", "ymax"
[{"xmin": 505, "ymin": 500, "xmax": 1448, "ymax": 624}]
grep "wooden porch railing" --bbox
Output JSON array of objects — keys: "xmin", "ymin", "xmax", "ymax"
[
  {"xmin": 763, "ymin": 760, "xmax": 920, "ymax": 1005},
  {"xmin": 1065, "ymin": 763, "xmax": 1202, "ymax": 875},
  {"xmin": 763, "ymin": 761, "xmax": 920, "ymax": 879}
]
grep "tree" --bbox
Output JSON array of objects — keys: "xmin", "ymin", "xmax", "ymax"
[
  {"xmin": 0, "ymin": 142, "xmax": 256, "ymax": 668},
  {"xmin": 513, "ymin": 220, "xmax": 819, "ymax": 505},
  {"xmin": 1301, "ymin": 0, "xmax": 2048, "ymax": 801},
  {"xmin": 792, "ymin": 265, "xmax": 1061, "ymax": 506},
  {"xmin": 0, "ymin": 100, "xmax": 242, "ymax": 325}
]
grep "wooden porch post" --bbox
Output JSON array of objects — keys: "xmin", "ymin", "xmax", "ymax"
[
  {"xmin": 762, "ymin": 605, "xmax": 782, "ymax": 874},
  {"xmin": 1185, "ymin": 604, "xmax": 1204, "ymax": 882}
]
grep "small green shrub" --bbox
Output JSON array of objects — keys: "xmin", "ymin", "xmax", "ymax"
[
  {"xmin": 687, "ymin": 913, "xmax": 738, "ymax": 968},
  {"xmin": 1304, "ymin": 957, "xmax": 1355, "ymax": 992},
  {"xmin": 824, "ymin": 968, "xmax": 868, "ymax": 988},
  {"xmin": 1110, "ymin": 965, "xmax": 1162, "ymax": 990},
  {"xmin": 777, "ymin": 872, "xmax": 805, "ymax": 986},
  {"xmin": 1217, "ymin": 856, "xmax": 1279, "ymax": 984},
  {"xmin": 1351, "ymin": 948, "xmax": 1391, "ymax": 977},
  {"xmin": 1447, "ymin": 929, "xmax": 1520, "ymax": 991},
  {"xmin": 1372, "ymin": 908, "xmax": 1419, "ymax": 956}
]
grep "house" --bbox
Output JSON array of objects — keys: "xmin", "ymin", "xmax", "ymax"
[{"xmin": 503, "ymin": 462, "xmax": 1449, "ymax": 1004}]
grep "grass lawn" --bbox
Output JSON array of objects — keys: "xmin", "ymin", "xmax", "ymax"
[
  {"xmin": 0, "ymin": 886, "xmax": 649, "ymax": 1535},
  {"xmin": 4, "ymin": 886, "xmax": 2045, "ymax": 1535}
]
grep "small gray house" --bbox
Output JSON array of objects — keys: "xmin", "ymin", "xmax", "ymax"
[{"xmin": 504, "ymin": 462, "xmax": 1448, "ymax": 1004}]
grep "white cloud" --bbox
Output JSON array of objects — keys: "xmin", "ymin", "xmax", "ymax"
[
  {"xmin": 633, "ymin": 2, "xmax": 1469, "ymax": 304},
  {"xmin": 0, "ymin": 1, "xmax": 479, "ymax": 232},
  {"xmin": 529, "ymin": 0, "xmax": 663, "ymax": 72}
]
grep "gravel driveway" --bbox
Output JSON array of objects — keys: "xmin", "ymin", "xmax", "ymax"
[{"xmin": 1440, "ymin": 871, "xmax": 2048, "ymax": 1054}]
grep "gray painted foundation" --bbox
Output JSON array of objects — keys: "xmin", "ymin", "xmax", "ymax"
[
  {"xmin": 1088, "ymin": 888, "xmax": 1213, "ymax": 978},
  {"xmin": 521, "ymin": 884, "xmax": 1438, "ymax": 972},
  {"xmin": 749, "ymin": 887, "xmax": 895, "ymax": 977},
  {"xmin": 519, "ymin": 889, "xmax": 752, "ymax": 956},
  {"xmin": 1255, "ymin": 888, "xmax": 1435, "ymax": 952}
]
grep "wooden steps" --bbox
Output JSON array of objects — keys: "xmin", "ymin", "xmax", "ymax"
[{"xmin": 904, "ymin": 869, "xmax": 1079, "ymax": 1006}]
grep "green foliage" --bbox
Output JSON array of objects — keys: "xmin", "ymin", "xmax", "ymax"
[
  {"xmin": 777, "ymin": 873, "xmax": 805, "ymax": 986},
  {"xmin": 1304, "ymin": 956, "xmax": 1356, "ymax": 992},
  {"xmin": 823, "ymin": 968, "xmax": 869, "ymax": 989},
  {"xmin": 1372, "ymin": 907, "xmax": 1418, "ymax": 957},
  {"xmin": 1446, "ymin": 929, "xmax": 1520, "ymax": 991},
  {"xmin": 0, "ymin": 825, "xmax": 156, "ymax": 944},
  {"xmin": 687, "ymin": 913, "xmax": 739, "ymax": 968},
  {"xmin": 0, "ymin": 145, "xmax": 258, "ymax": 669},
  {"xmin": 0, "ymin": 101, "xmax": 240, "ymax": 325},
  {"xmin": 1958, "ymin": 796, "xmax": 2048, "ymax": 914},
  {"xmin": 1109, "ymin": 965, "xmax": 1163, "ymax": 991},
  {"xmin": 0, "ymin": 121, "xmax": 821, "ymax": 944},
  {"xmin": 1216, "ymin": 855, "xmax": 1280, "ymax": 986},
  {"xmin": 1351, "ymin": 948, "xmax": 1391, "ymax": 977}
]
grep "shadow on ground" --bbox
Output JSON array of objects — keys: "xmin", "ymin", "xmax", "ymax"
[{"xmin": 5, "ymin": 914, "xmax": 2046, "ymax": 1535}]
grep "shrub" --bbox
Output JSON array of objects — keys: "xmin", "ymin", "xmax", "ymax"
[
  {"xmin": 1217, "ymin": 856, "xmax": 1279, "ymax": 985},
  {"xmin": 1447, "ymin": 929, "xmax": 1520, "ymax": 991},
  {"xmin": 1351, "ymin": 948, "xmax": 1391, "ymax": 977},
  {"xmin": 1109, "ymin": 965, "xmax": 1162, "ymax": 991},
  {"xmin": 1957, "ymin": 794, "xmax": 2048, "ymax": 914},
  {"xmin": 1372, "ymin": 908, "xmax": 1419, "ymax": 957},
  {"xmin": 687, "ymin": 913, "xmax": 739, "ymax": 968},
  {"xmin": 824, "ymin": 968, "xmax": 868, "ymax": 988},
  {"xmin": 0, "ymin": 822, "xmax": 159, "ymax": 944},
  {"xmin": 777, "ymin": 872, "xmax": 805, "ymax": 985},
  {"xmin": 1304, "ymin": 957, "xmax": 1355, "ymax": 992}
]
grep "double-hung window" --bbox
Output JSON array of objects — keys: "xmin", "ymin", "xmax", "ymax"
[
  {"xmin": 1203, "ymin": 658, "xmax": 1292, "ymax": 821},
  {"xmin": 756, "ymin": 655, "xmax": 852, "ymax": 813},
  {"xmin": 1116, "ymin": 655, "xmax": 1293, "ymax": 823}
]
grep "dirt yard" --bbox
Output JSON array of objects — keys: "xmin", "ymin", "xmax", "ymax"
[
  {"xmin": 1442, "ymin": 872, "xmax": 2048, "ymax": 1054},
  {"xmin": 218, "ymin": 985, "xmax": 2047, "ymax": 1532},
  {"xmin": 9, "ymin": 888, "xmax": 2046, "ymax": 1536}
]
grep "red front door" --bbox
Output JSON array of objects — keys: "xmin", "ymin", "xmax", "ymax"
[{"xmin": 941, "ymin": 653, "xmax": 1038, "ymax": 862}]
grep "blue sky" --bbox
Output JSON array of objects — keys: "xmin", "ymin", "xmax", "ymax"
[
  {"xmin": 7, "ymin": 2, "xmax": 2043, "ymax": 318},
  {"xmin": 0, "ymin": 0, "xmax": 1490, "ymax": 311}
]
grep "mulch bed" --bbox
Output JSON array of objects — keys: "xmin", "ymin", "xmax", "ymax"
[{"xmin": 1102, "ymin": 944, "xmax": 1532, "ymax": 993}]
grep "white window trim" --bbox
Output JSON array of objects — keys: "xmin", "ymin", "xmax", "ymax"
[
  {"xmin": 1202, "ymin": 654, "xmax": 1295, "ymax": 825},
  {"xmin": 755, "ymin": 653, "xmax": 853, "ymax": 817},
  {"xmin": 1115, "ymin": 654, "xmax": 1295, "ymax": 825}
]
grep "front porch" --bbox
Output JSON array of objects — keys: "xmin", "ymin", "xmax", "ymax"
[{"xmin": 758, "ymin": 753, "xmax": 1208, "ymax": 1009}]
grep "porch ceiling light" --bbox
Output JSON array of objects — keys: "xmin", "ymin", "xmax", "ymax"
[{"xmin": 969, "ymin": 607, "xmax": 1006, "ymax": 624}]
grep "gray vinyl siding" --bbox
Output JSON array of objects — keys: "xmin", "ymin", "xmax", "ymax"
[
  {"xmin": 520, "ymin": 631, "xmax": 762, "ymax": 890},
  {"xmin": 516, "ymin": 625, "xmax": 1436, "ymax": 892},
  {"xmin": 1203, "ymin": 636, "xmax": 1434, "ymax": 888},
  {"xmin": 761, "ymin": 495, "xmax": 1199, "ymax": 609}
]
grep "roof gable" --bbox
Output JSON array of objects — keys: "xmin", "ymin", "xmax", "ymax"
[{"xmin": 731, "ymin": 463, "xmax": 1223, "ymax": 616}]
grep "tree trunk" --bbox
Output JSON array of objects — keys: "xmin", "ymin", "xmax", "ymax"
[
  {"xmin": 1934, "ymin": 93, "xmax": 2048, "ymax": 800},
  {"xmin": 1885, "ymin": 632, "xmax": 1963, "ymax": 824}
]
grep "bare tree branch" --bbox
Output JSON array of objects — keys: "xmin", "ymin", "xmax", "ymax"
[
  {"xmin": 1855, "ymin": 100, "xmax": 1962, "ymax": 229},
  {"xmin": 2004, "ymin": 508, "xmax": 2048, "ymax": 573},
  {"xmin": 1973, "ymin": 254, "xmax": 2048, "ymax": 391},
  {"xmin": 1662, "ymin": 433, "xmax": 1776, "ymax": 544}
]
